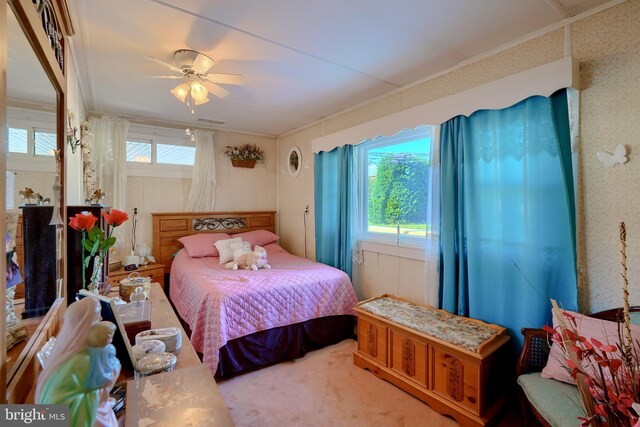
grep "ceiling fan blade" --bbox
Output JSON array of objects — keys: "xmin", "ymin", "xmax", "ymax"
[
  {"xmin": 193, "ymin": 53, "xmax": 215, "ymax": 74},
  {"xmin": 145, "ymin": 75, "xmax": 183, "ymax": 79},
  {"xmin": 144, "ymin": 56, "xmax": 183, "ymax": 74},
  {"xmin": 206, "ymin": 73, "xmax": 244, "ymax": 86},
  {"xmin": 203, "ymin": 81, "xmax": 229, "ymax": 98}
]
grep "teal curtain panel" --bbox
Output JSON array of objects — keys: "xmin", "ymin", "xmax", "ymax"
[{"xmin": 439, "ymin": 90, "xmax": 578, "ymax": 348}]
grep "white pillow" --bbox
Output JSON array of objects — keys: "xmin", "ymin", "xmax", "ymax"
[
  {"xmin": 213, "ymin": 237, "xmax": 243, "ymax": 264},
  {"xmin": 230, "ymin": 240, "xmax": 251, "ymax": 258}
]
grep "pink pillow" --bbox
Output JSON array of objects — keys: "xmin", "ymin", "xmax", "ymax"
[
  {"xmin": 541, "ymin": 309, "xmax": 640, "ymax": 385},
  {"xmin": 234, "ymin": 230, "xmax": 279, "ymax": 248},
  {"xmin": 178, "ymin": 233, "xmax": 230, "ymax": 258},
  {"xmin": 263, "ymin": 242, "xmax": 287, "ymax": 254}
]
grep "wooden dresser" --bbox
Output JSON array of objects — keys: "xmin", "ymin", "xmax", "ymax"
[
  {"xmin": 108, "ymin": 263, "xmax": 165, "ymax": 291},
  {"xmin": 354, "ymin": 295, "xmax": 511, "ymax": 427}
]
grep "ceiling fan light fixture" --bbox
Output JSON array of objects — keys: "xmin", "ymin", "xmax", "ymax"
[
  {"xmin": 193, "ymin": 95, "xmax": 210, "ymax": 106},
  {"xmin": 170, "ymin": 82, "xmax": 190, "ymax": 103},
  {"xmin": 190, "ymin": 80, "xmax": 206, "ymax": 95},
  {"xmin": 190, "ymin": 81, "xmax": 210, "ymax": 105}
]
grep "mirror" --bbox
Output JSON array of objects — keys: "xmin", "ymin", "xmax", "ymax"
[
  {"xmin": 287, "ymin": 146, "xmax": 302, "ymax": 178},
  {"xmin": 5, "ymin": 3, "xmax": 61, "ymax": 386}
]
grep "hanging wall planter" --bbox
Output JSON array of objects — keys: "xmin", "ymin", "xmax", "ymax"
[
  {"xmin": 225, "ymin": 143, "xmax": 265, "ymax": 169},
  {"xmin": 231, "ymin": 159, "xmax": 256, "ymax": 168}
]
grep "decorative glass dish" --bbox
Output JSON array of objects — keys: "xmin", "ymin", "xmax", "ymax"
[{"xmin": 119, "ymin": 272, "xmax": 151, "ymax": 302}]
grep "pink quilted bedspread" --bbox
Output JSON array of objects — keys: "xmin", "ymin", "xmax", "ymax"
[{"xmin": 170, "ymin": 243, "xmax": 358, "ymax": 373}]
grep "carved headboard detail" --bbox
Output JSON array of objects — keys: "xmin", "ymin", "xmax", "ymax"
[{"xmin": 152, "ymin": 211, "xmax": 276, "ymax": 273}]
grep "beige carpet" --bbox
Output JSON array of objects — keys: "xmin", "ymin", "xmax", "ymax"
[{"xmin": 217, "ymin": 339, "xmax": 459, "ymax": 427}]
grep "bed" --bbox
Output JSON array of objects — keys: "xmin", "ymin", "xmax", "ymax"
[{"xmin": 152, "ymin": 211, "xmax": 358, "ymax": 377}]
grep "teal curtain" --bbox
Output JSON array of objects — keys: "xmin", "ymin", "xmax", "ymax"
[
  {"xmin": 314, "ymin": 145, "xmax": 354, "ymax": 277},
  {"xmin": 439, "ymin": 90, "xmax": 577, "ymax": 348}
]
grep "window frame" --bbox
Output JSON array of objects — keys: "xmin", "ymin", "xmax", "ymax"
[
  {"xmin": 155, "ymin": 142, "xmax": 197, "ymax": 166},
  {"xmin": 357, "ymin": 126, "xmax": 435, "ymax": 249},
  {"xmin": 33, "ymin": 127, "xmax": 58, "ymax": 157},
  {"xmin": 125, "ymin": 138, "xmax": 154, "ymax": 165},
  {"xmin": 125, "ymin": 132, "xmax": 195, "ymax": 179},
  {"xmin": 7, "ymin": 127, "xmax": 29, "ymax": 154},
  {"xmin": 6, "ymin": 115, "xmax": 57, "ymax": 173}
]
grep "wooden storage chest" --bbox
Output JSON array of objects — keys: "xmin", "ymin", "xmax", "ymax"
[{"xmin": 354, "ymin": 295, "xmax": 511, "ymax": 427}]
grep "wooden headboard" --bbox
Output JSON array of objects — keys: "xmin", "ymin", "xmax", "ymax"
[{"xmin": 152, "ymin": 211, "xmax": 276, "ymax": 273}]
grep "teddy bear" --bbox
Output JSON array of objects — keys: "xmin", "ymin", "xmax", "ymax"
[{"xmin": 226, "ymin": 245, "xmax": 271, "ymax": 271}]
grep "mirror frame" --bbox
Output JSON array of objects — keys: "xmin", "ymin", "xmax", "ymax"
[
  {"xmin": 2, "ymin": 0, "xmax": 73, "ymax": 403},
  {"xmin": 287, "ymin": 146, "xmax": 302, "ymax": 178}
]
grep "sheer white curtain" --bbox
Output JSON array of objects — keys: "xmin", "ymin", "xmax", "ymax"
[
  {"xmin": 187, "ymin": 130, "xmax": 216, "ymax": 211},
  {"xmin": 424, "ymin": 126, "xmax": 441, "ymax": 307},
  {"xmin": 350, "ymin": 144, "xmax": 367, "ymax": 298},
  {"xmin": 89, "ymin": 116, "xmax": 129, "ymax": 209}
]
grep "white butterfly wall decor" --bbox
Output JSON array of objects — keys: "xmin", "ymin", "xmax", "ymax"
[{"xmin": 596, "ymin": 144, "xmax": 628, "ymax": 168}]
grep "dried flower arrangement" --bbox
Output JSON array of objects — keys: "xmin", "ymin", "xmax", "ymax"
[
  {"xmin": 224, "ymin": 144, "xmax": 265, "ymax": 162},
  {"xmin": 545, "ymin": 222, "xmax": 640, "ymax": 427}
]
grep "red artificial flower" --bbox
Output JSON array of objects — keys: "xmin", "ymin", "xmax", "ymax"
[
  {"xmin": 578, "ymin": 415, "xmax": 597, "ymax": 427},
  {"xmin": 595, "ymin": 403, "xmax": 609, "ymax": 417},
  {"xmin": 589, "ymin": 337, "xmax": 618, "ymax": 353},
  {"xmin": 589, "ymin": 385, "xmax": 604, "ymax": 401},
  {"xmin": 572, "ymin": 344, "xmax": 593, "ymax": 361},
  {"xmin": 102, "ymin": 209, "xmax": 128, "ymax": 227},
  {"xmin": 609, "ymin": 358, "xmax": 623, "ymax": 373},
  {"xmin": 567, "ymin": 358, "xmax": 581, "ymax": 378},
  {"xmin": 564, "ymin": 329, "xmax": 580, "ymax": 342},
  {"xmin": 618, "ymin": 393, "xmax": 634, "ymax": 407},
  {"xmin": 543, "ymin": 325, "xmax": 563, "ymax": 342},
  {"xmin": 69, "ymin": 212, "xmax": 98, "ymax": 231}
]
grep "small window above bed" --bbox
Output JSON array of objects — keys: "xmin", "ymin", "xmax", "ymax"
[
  {"xmin": 126, "ymin": 140, "xmax": 152, "ymax": 163},
  {"xmin": 126, "ymin": 140, "xmax": 195, "ymax": 166},
  {"xmin": 125, "ymin": 129, "xmax": 195, "ymax": 178}
]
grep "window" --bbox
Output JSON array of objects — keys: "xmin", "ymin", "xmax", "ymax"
[
  {"xmin": 157, "ymin": 144, "xmax": 195, "ymax": 165},
  {"xmin": 126, "ymin": 140, "xmax": 195, "ymax": 167},
  {"xmin": 7, "ymin": 128, "xmax": 57, "ymax": 156},
  {"xmin": 7, "ymin": 127, "xmax": 56, "ymax": 156},
  {"xmin": 34, "ymin": 130, "xmax": 56, "ymax": 156},
  {"xmin": 358, "ymin": 126, "xmax": 435, "ymax": 244},
  {"xmin": 126, "ymin": 140, "xmax": 152, "ymax": 163},
  {"xmin": 7, "ymin": 128, "xmax": 28, "ymax": 154},
  {"xmin": 125, "ymin": 131, "xmax": 195, "ymax": 179}
]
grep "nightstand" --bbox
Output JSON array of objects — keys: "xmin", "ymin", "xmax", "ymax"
[{"xmin": 108, "ymin": 263, "xmax": 166, "ymax": 291}]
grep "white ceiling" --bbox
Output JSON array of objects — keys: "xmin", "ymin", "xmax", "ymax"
[{"xmin": 66, "ymin": 0, "xmax": 613, "ymax": 136}]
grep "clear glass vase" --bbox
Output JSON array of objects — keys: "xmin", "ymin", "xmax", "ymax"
[{"xmin": 87, "ymin": 256, "xmax": 103, "ymax": 294}]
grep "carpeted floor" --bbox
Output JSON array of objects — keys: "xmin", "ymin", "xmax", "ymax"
[{"xmin": 217, "ymin": 339, "xmax": 463, "ymax": 427}]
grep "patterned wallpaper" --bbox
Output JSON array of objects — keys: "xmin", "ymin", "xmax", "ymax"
[
  {"xmin": 278, "ymin": 0, "xmax": 640, "ymax": 311},
  {"xmin": 574, "ymin": 0, "xmax": 640, "ymax": 312},
  {"xmin": 12, "ymin": 171, "xmax": 56, "ymax": 208}
]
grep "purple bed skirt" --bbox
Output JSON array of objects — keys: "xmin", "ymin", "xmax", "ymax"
[{"xmin": 215, "ymin": 314, "xmax": 356, "ymax": 378}]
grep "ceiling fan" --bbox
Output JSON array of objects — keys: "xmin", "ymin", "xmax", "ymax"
[{"xmin": 145, "ymin": 49, "xmax": 244, "ymax": 106}]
